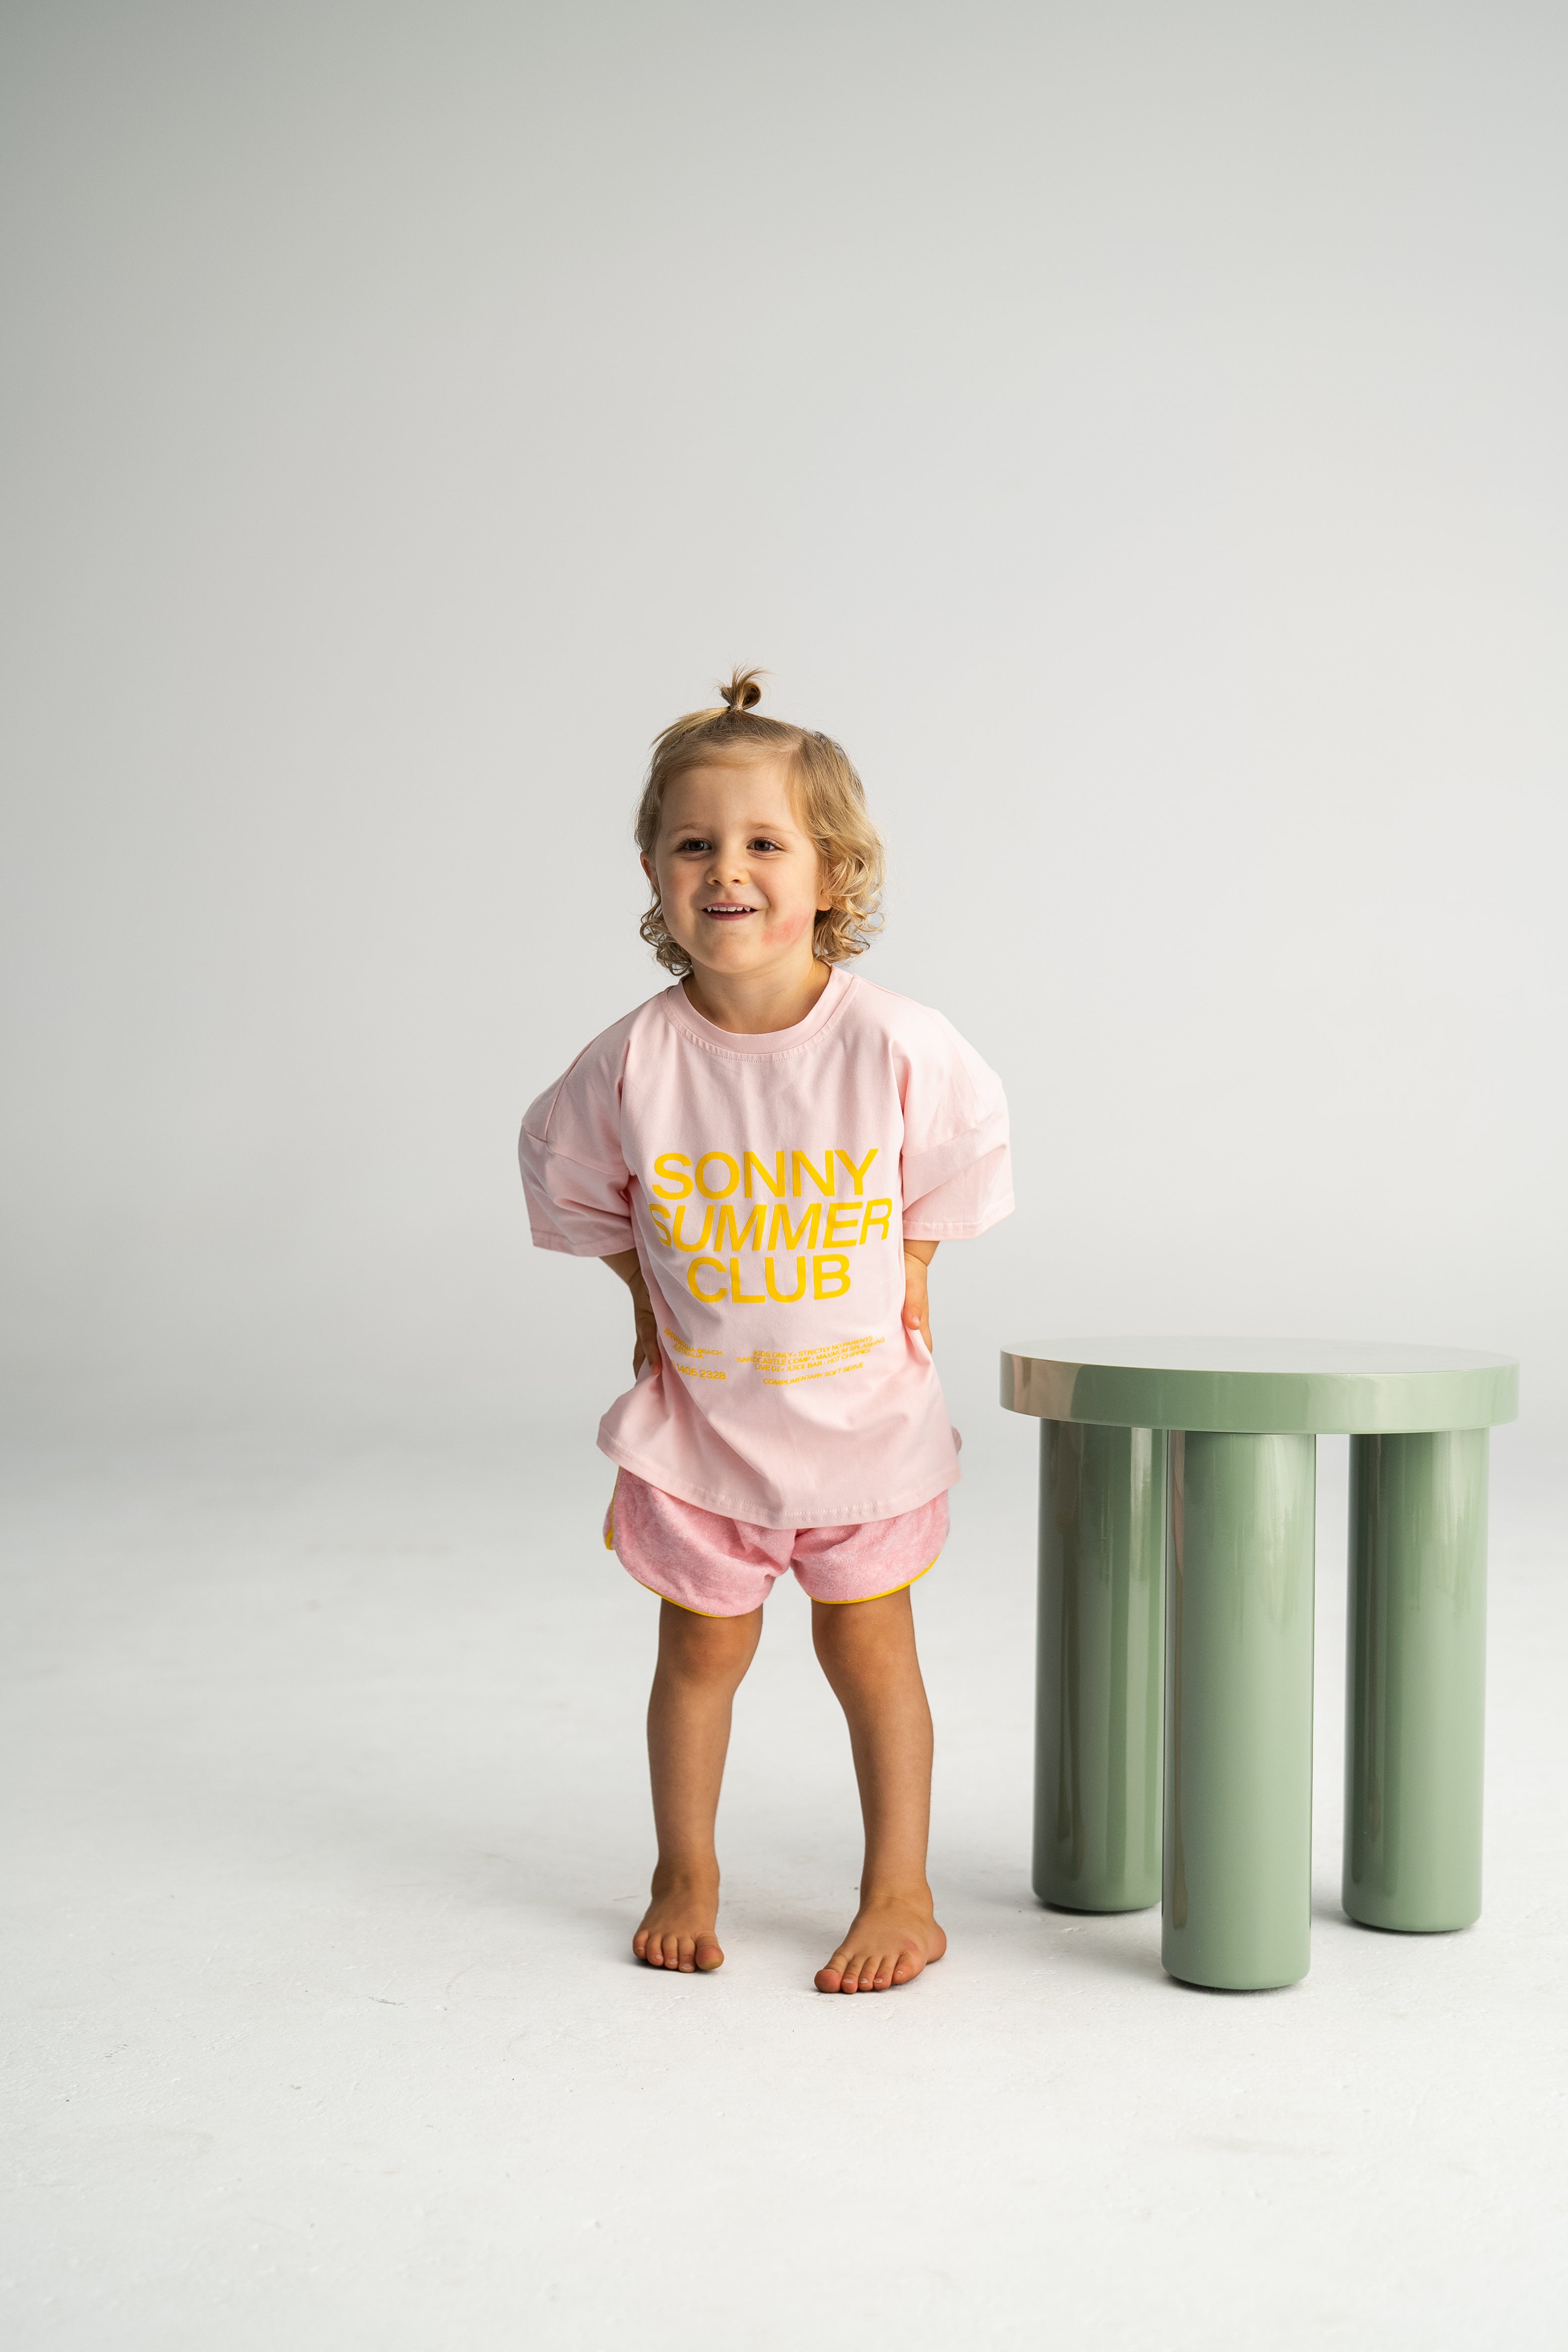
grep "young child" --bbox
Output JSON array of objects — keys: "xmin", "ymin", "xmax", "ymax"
[{"xmin": 519, "ymin": 672, "xmax": 1011, "ymax": 1993}]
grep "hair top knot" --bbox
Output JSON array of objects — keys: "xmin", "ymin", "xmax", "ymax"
[{"xmin": 719, "ymin": 667, "xmax": 764, "ymax": 715}]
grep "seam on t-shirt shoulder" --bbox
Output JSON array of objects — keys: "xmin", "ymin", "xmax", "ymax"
[
  {"xmin": 902, "ymin": 1107, "xmax": 1006, "ymax": 1158},
  {"xmin": 531, "ymin": 1138, "xmax": 628, "ymax": 1183},
  {"xmin": 530, "ymin": 1005, "xmax": 647, "ymax": 1151}
]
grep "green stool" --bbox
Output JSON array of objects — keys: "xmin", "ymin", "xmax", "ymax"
[{"xmin": 1001, "ymin": 1341, "xmax": 1518, "ymax": 1991}]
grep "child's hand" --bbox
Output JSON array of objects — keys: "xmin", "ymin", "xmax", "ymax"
[
  {"xmin": 601, "ymin": 1250, "xmax": 661, "ymax": 1377},
  {"xmin": 902, "ymin": 1240, "xmax": 938, "ymax": 1353},
  {"xmin": 630, "ymin": 1293, "xmax": 660, "ymax": 1376}
]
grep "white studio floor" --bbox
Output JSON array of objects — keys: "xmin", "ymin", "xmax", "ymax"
[{"xmin": 4, "ymin": 1426, "xmax": 1566, "ymax": 2350}]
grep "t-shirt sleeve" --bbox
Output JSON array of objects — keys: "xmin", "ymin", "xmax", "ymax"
[
  {"xmin": 899, "ymin": 1016, "xmax": 1014, "ymax": 1240},
  {"xmin": 518, "ymin": 1045, "xmax": 636, "ymax": 1258}
]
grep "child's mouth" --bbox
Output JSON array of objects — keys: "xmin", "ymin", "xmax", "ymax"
[{"xmin": 702, "ymin": 905, "xmax": 757, "ymax": 920}]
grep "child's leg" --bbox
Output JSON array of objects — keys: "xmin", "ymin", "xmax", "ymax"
[
  {"xmin": 635, "ymin": 1597, "xmax": 763, "ymax": 1973},
  {"xmin": 809, "ymin": 1586, "xmax": 947, "ymax": 1993}
]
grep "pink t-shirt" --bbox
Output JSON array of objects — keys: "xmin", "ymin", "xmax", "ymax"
[{"xmin": 519, "ymin": 967, "xmax": 1012, "ymax": 1528}]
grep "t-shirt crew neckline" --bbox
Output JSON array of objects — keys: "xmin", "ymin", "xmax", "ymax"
[{"xmin": 660, "ymin": 965, "xmax": 854, "ymax": 1058}]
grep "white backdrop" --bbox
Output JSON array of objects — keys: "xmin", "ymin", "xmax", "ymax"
[
  {"xmin": 4, "ymin": 0, "xmax": 1564, "ymax": 1502},
  {"xmin": 5, "ymin": 16, "xmax": 1568, "ymax": 2344}
]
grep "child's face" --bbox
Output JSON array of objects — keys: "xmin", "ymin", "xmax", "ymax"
[{"xmin": 645, "ymin": 758, "xmax": 832, "ymax": 980}]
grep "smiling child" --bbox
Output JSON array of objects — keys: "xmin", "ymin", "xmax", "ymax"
[{"xmin": 519, "ymin": 671, "xmax": 1011, "ymax": 1992}]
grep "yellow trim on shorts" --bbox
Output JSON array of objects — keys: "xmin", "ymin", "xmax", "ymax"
[
  {"xmin": 811, "ymin": 1555, "xmax": 939, "ymax": 1606},
  {"xmin": 630, "ymin": 1579, "xmax": 734, "ymax": 1619}
]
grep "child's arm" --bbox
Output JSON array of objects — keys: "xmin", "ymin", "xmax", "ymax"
[
  {"xmin": 602, "ymin": 1250, "xmax": 660, "ymax": 1376},
  {"xmin": 902, "ymin": 1240, "xmax": 939, "ymax": 1352}
]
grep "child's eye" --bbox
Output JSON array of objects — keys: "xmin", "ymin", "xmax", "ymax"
[
  {"xmin": 749, "ymin": 837, "xmax": 784, "ymax": 852},
  {"xmin": 674, "ymin": 837, "xmax": 712, "ymax": 853}
]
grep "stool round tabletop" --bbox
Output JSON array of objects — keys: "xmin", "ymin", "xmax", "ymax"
[{"xmin": 1000, "ymin": 1336, "xmax": 1518, "ymax": 1434}]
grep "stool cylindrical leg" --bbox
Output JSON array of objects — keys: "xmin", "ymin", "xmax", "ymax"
[
  {"xmin": 1343, "ymin": 1430, "xmax": 1488, "ymax": 1932},
  {"xmin": 1163, "ymin": 1430, "xmax": 1316, "ymax": 1990},
  {"xmin": 1034, "ymin": 1420, "xmax": 1166, "ymax": 1911}
]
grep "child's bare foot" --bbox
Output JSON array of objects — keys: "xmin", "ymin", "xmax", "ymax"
[
  {"xmin": 634, "ymin": 1873, "xmax": 724, "ymax": 1973},
  {"xmin": 815, "ymin": 1891, "xmax": 946, "ymax": 1993}
]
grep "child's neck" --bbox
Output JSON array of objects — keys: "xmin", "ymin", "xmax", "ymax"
[{"xmin": 682, "ymin": 955, "xmax": 833, "ymax": 1036}]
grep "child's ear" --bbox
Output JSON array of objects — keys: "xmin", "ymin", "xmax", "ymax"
[{"xmin": 641, "ymin": 851, "xmax": 656, "ymax": 885}]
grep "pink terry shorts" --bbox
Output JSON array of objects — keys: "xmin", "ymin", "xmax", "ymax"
[{"xmin": 604, "ymin": 1469, "xmax": 948, "ymax": 1618}]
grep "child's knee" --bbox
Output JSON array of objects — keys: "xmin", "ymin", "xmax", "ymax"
[
  {"xmin": 659, "ymin": 1600, "xmax": 761, "ymax": 1683},
  {"xmin": 810, "ymin": 1587, "xmax": 912, "ymax": 1668}
]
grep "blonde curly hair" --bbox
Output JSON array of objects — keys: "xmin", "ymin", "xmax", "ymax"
[{"xmin": 635, "ymin": 670, "xmax": 884, "ymax": 977}]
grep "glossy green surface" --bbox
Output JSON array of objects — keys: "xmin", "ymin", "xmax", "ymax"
[
  {"xmin": 1001, "ymin": 1338, "xmax": 1517, "ymax": 1435},
  {"xmin": 1164, "ymin": 1432, "xmax": 1316, "ymax": 1990},
  {"xmin": 1034, "ymin": 1422, "xmax": 1165, "ymax": 1913},
  {"xmin": 1344, "ymin": 1431, "xmax": 1488, "ymax": 1932}
]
